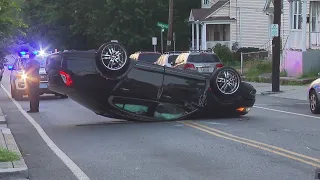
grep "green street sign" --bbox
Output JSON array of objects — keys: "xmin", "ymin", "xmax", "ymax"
[{"xmin": 157, "ymin": 22, "xmax": 168, "ymax": 29}]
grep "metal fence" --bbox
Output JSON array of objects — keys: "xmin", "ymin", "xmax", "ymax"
[{"xmin": 239, "ymin": 51, "xmax": 270, "ymax": 75}]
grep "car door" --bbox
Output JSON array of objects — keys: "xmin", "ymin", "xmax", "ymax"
[
  {"xmin": 161, "ymin": 66, "xmax": 207, "ymax": 108},
  {"xmin": 112, "ymin": 61, "xmax": 165, "ymax": 101}
]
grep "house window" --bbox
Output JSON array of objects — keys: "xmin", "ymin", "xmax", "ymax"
[
  {"xmin": 203, "ymin": 0, "xmax": 209, "ymax": 5},
  {"xmin": 310, "ymin": 1, "xmax": 319, "ymax": 32},
  {"xmin": 291, "ymin": 0, "xmax": 302, "ymax": 30}
]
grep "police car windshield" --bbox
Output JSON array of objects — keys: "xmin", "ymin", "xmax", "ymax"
[{"xmin": 20, "ymin": 56, "xmax": 47, "ymax": 68}]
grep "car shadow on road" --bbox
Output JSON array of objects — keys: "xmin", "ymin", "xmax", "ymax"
[
  {"xmin": 75, "ymin": 115, "xmax": 249, "ymax": 127},
  {"xmin": 15, "ymin": 95, "xmax": 67, "ymax": 102}
]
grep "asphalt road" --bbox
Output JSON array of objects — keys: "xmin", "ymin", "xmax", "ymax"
[{"xmin": 0, "ymin": 70, "xmax": 320, "ymax": 180}]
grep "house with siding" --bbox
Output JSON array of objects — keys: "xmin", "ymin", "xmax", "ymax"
[
  {"xmin": 188, "ymin": 0, "xmax": 272, "ymax": 51},
  {"xmin": 265, "ymin": 0, "xmax": 320, "ymax": 77},
  {"xmin": 189, "ymin": 0, "xmax": 320, "ymax": 77}
]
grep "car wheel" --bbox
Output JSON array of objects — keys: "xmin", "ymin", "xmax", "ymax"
[
  {"xmin": 13, "ymin": 91, "xmax": 23, "ymax": 100},
  {"xmin": 95, "ymin": 42, "xmax": 130, "ymax": 80},
  {"xmin": 10, "ymin": 85, "xmax": 14, "ymax": 98},
  {"xmin": 309, "ymin": 90, "xmax": 320, "ymax": 114},
  {"xmin": 209, "ymin": 67, "xmax": 241, "ymax": 102}
]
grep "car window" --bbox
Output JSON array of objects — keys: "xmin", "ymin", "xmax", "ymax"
[
  {"xmin": 137, "ymin": 53, "xmax": 161, "ymax": 63},
  {"xmin": 34, "ymin": 55, "xmax": 48, "ymax": 68},
  {"xmin": 168, "ymin": 55, "xmax": 178, "ymax": 64},
  {"xmin": 66, "ymin": 56, "xmax": 96, "ymax": 75},
  {"xmin": 187, "ymin": 54, "xmax": 221, "ymax": 63},
  {"xmin": 47, "ymin": 55, "xmax": 62, "ymax": 70}
]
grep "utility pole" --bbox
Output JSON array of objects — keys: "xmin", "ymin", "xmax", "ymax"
[
  {"xmin": 271, "ymin": 0, "xmax": 281, "ymax": 92},
  {"xmin": 166, "ymin": 0, "xmax": 174, "ymax": 52}
]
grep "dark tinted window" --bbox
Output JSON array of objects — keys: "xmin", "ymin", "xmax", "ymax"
[
  {"xmin": 187, "ymin": 54, "xmax": 221, "ymax": 63},
  {"xmin": 138, "ymin": 53, "xmax": 161, "ymax": 63},
  {"xmin": 168, "ymin": 55, "xmax": 178, "ymax": 64},
  {"xmin": 66, "ymin": 56, "xmax": 96, "ymax": 75},
  {"xmin": 46, "ymin": 55, "xmax": 62, "ymax": 70}
]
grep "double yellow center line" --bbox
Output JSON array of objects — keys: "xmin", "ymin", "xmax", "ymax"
[{"xmin": 182, "ymin": 121, "xmax": 320, "ymax": 168}]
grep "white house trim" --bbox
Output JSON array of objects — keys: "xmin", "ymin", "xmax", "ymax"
[
  {"xmin": 201, "ymin": 23, "xmax": 207, "ymax": 50},
  {"xmin": 301, "ymin": 0, "xmax": 307, "ymax": 51},
  {"xmin": 189, "ymin": 11, "xmax": 194, "ymax": 21},
  {"xmin": 202, "ymin": 20, "xmax": 235, "ymax": 24},
  {"xmin": 205, "ymin": 1, "xmax": 229, "ymax": 18}
]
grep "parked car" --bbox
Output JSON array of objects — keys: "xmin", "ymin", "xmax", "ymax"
[
  {"xmin": 155, "ymin": 52, "xmax": 182, "ymax": 67},
  {"xmin": 172, "ymin": 50, "xmax": 224, "ymax": 75},
  {"xmin": 129, "ymin": 51, "xmax": 161, "ymax": 64},
  {"xmin": 7, "ymin": 51, "xmax": 67, "ymax": 100},
  {"xmin": 308, "ymin": 74, "xmax": 320, "ymax": 114},
  {"xmin": 45, "ymin": 42, "xmax": 256, "ymax": 122}
]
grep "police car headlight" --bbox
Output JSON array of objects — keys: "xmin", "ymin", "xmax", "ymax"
[{"xmin": 21, "ymin": 73, "xmax": 27, "ymax": 80}]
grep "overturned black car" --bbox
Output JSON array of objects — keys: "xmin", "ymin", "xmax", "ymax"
[{"xmin": 45, "ymin": 42, "xmax": 256, "ymax": 121}]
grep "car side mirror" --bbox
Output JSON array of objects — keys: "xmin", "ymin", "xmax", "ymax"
[
  {"xmin": 170, "ymin": 62, "xmax": 175, "ymax": 66},
  {"xmin": 7, "ymin": 65, "xmax": 14, "ymax": 70}
]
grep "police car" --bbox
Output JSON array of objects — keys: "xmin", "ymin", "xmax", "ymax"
[{"xmin": 8, "ymin": 50, "xmax": 67, "ymax": 100}]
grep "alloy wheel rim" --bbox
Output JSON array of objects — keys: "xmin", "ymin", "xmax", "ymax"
[
  {"xmin": 310, "ymin": 94, "xmax": 317, "ymax": 111},
  {"xmin": 101, "ymin": 44, "xmax": 127, "ymax": 71},
  {"xmin": 216, "ymin": 70, "xmax": 240, "ymax": 95}
]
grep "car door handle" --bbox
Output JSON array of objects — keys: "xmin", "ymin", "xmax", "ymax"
[
  {"xmin": 120, "ymin": 88, "xmax": 130, "ymax": 91},
  {"xmin": 163, "ymin": 95, "xmax": 171, "ymax": 99}
]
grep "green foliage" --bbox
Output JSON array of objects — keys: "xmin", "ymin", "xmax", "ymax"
[
  {"xmin": 20, "ymin": 0, "xmax": 200, "ymax": 53},
  {"xmin": 0, "ymin": 0, "xmax": 27, "ymax": 63},
  {"xmin": 213, "ymin": 43, "xmax": 233, "ymax": 63},
  {"xmin": 246, "ymin": 60, "xmax": 272, "ymax": 77},
  {"xmin": 0, "ymin": 148, "xmax": 20, "ymax": 162}
]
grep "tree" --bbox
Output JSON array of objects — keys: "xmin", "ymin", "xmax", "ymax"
[
  {"xmin": 0, "ymin": 0, "xmax": 26, "ymax": 63},
  {"xmin": 21, "ymin": 0, "xmax": 201, "ymax": 53}
]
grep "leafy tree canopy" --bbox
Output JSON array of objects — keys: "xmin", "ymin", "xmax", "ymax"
[{"xmin": 20, "ymin": 0, "xmax": 200, "ymax": 54}]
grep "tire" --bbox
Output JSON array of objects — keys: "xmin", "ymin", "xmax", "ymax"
[
  {"xmin": 309, "ymin": 90, "xmax": 320, "ymax": 114},
  {"xmin": 95, "ymin": 42, "xmax": 130, "ymax": 80},
  {"xmin": 13, "ymin": 90, "xmax": 23, "ymax": 100},
  {"xmin": 209, "ymin": 67, "xmax": 241, "ymax": 103}
]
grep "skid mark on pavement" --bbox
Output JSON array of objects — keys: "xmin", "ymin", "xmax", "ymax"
[
  {"xmin": 1, "ymin": 85, "xmax": 90, "ymax": 180},
  {"xmin": 182, "ymin": 121, "xmax": 320, "ymax": 168}
]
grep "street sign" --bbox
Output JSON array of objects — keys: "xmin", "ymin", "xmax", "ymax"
[
  {"xmin": 152, "ymin": 37, "xmax": 157, "ymax": 45},
  {"xmin": 157, "ymin": 22, "xmax": 168, "ymax": 29},
  {"xmin": 167, "ymin": 40, "xmax": 171, "ymax": 46},
  {"xmin": 271, "ymin": 24, "xmax": 279, "ymax": 37}
]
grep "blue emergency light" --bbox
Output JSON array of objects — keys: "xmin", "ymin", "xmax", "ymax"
[
  {"xmin": 8, "ymin": 65, "xmax": 13, "ymax": 70},
  {"xmin": 19, "ymin": 51, "xmax": 26, "ymax": 55},
  {"xmin": 33, "ymin": 51, "xmax": 39, "ymax": 55}
]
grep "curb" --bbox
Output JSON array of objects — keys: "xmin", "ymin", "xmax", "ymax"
[
  {"xmin": 0, "ymin": 108, "xmax": 29, "ymax": 179},
  {"xmin": 259, "ymin": 91, "xmax": 285, "ymax": 95},
  {"xmin": 242, "ymin": 76, "xmax": 314, "ymax": 85}
]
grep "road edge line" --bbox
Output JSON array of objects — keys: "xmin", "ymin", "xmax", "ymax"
[{"xmin": 1, "ymin": 84, "xmax": 90, "ymax": 180}]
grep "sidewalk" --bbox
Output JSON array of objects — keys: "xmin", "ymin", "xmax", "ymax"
[
  {"xmin": 247, "ymin": 82, "xmax": 309, "ymax": 101},
  {"xmin": 0, "ymin": 108, "xmax": 28, "ymax": 180}
]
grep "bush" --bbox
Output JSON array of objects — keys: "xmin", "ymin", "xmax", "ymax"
[
  {"xmin": 246, "ymin": 60, "xmax": 272, "ymax": 77},
  {"xmin": 213, "ymin": 43, "xmax": 233, "ymax": 63}
]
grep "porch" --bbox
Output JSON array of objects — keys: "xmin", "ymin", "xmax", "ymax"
[{"xmin": 190, "ymin": 23, "xmax": 231, "ymax": 50}]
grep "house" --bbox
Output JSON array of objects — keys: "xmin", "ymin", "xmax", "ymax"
[
  {"xmin": 188, "ymin": 0, "xmax": 272, "ymax": 51},
  {"xmin": 265, "ymin": 0, "xmax": 320, "ymax": 77},
  {"xmin": 189, "ymin": 0, "xmax": 320, "ymax": 77}
]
